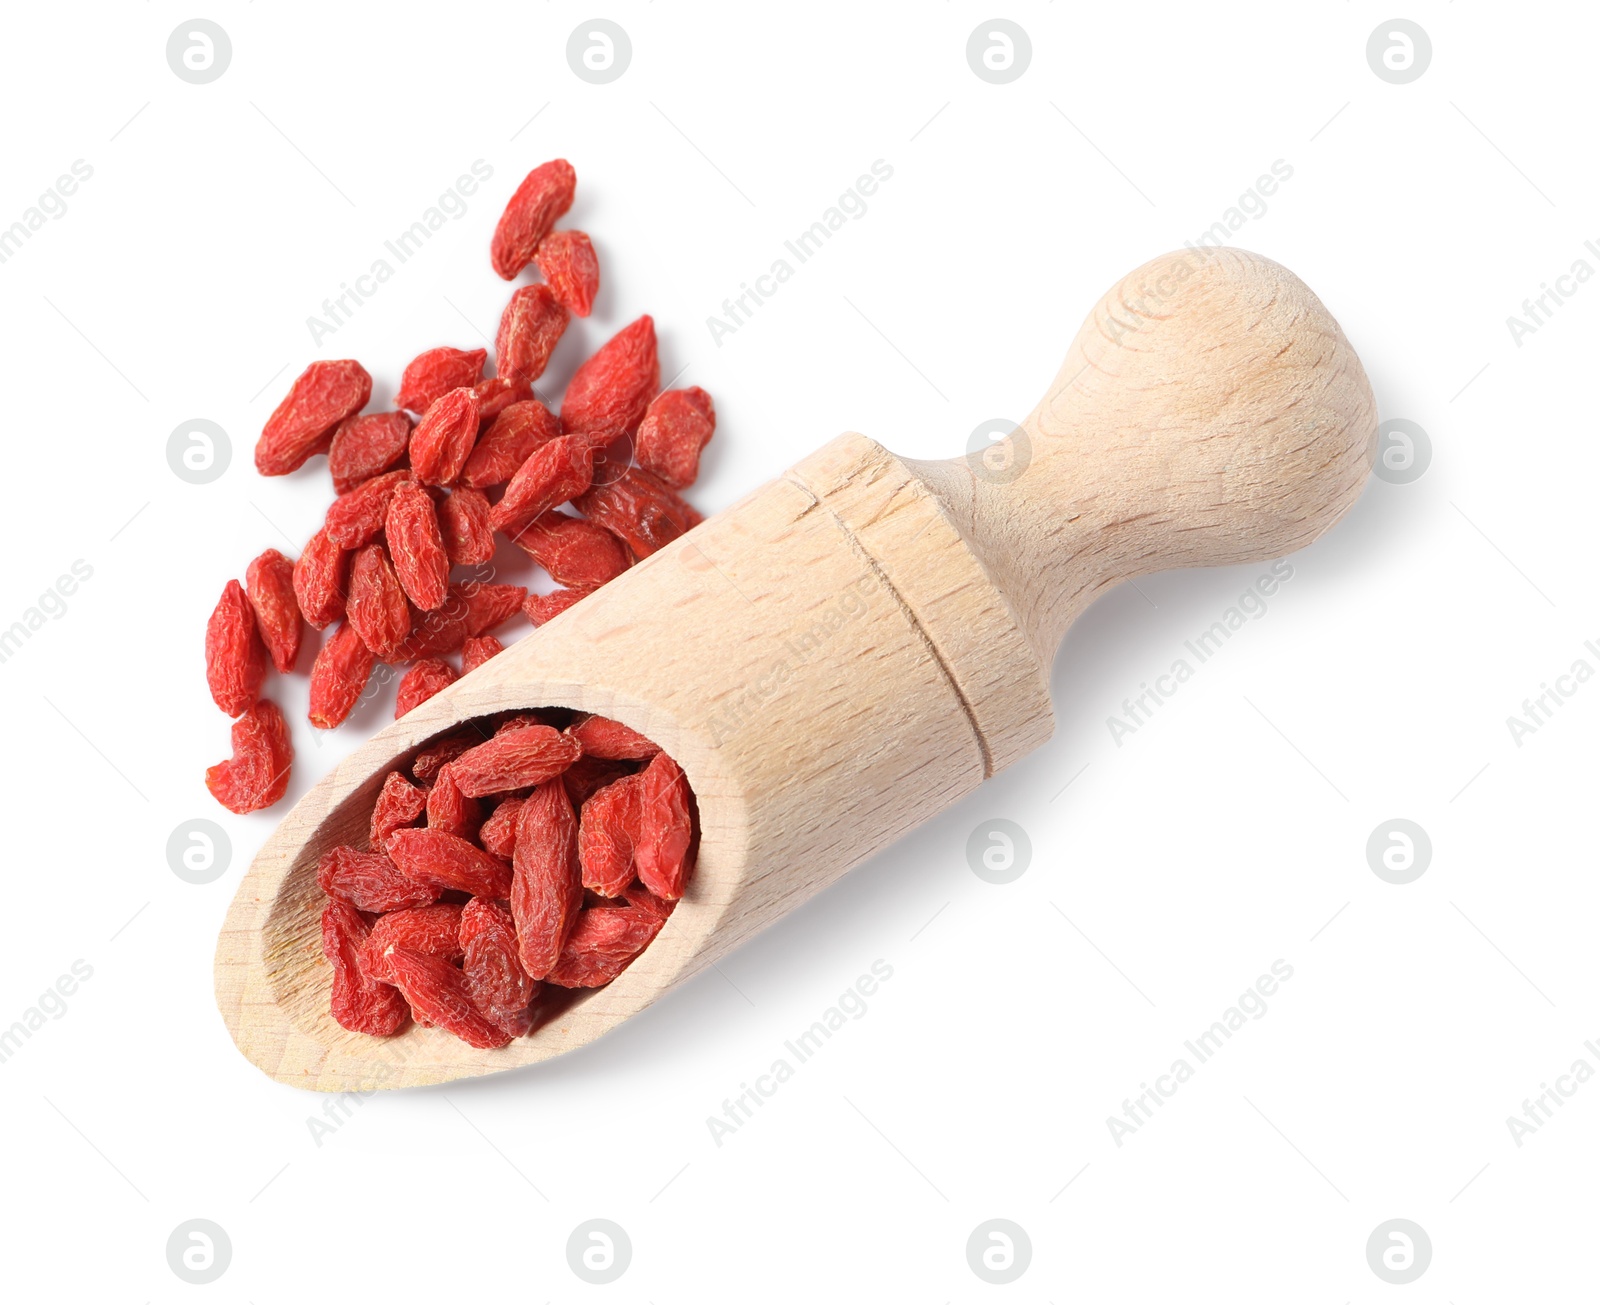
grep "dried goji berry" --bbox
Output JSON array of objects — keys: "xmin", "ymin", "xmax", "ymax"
[
  {"xmin": 621, "ymin": 881, "xmax": 677, "ymax": 920},
  {"xmin": 462, "ymin": 582, "xmax": 529, "ymax": 636},
  {"xmin": 293, "ymin": 527, "xmax": 349, "ymax": 630},
  {"xmin": 511, "ymin": 780, "xmax": 581, "ymax": 979},
  {"xmin": 523, "ymin": 587, "xmax": 593, "ymax": 626},
  {"xmin": 246, "ymin": 548, "xmax": 304, "ymax": 673},
  {"xmin": 381, "ymin": 947, "xmax": 512, "ymax": 1048},
  {"xmin": 257, "ymin": 360, "xmax": 372, "ymax": 476},
  {"xmin": 512, "ymin": 512, "xmax": 632, "ymax": 589},
  {"xmin": 479, "ymin": 796, "xmax": 524, "ymax": 860},
  {"xmin": 459, "ymin": 399, "xmax": 562, "ymax": 490},
  {"xmin": 488, "ymin": 434, "xmax": 595, "ymax": 539},
  {"xmin": 438, "ymin": 487, "xmax": 494, "ymax": 566},
  {"xmin": 575, "ymin": 465, "xmax": 702, "ymax": 558},
  {"xmin": 322, "ymin": 901, "xmax": 409, "ymax": 1036},
  {"xmin": 385, "ymin": 479, "xmax": 450, "ymax": 611},
  {"xmin": 534, "ymin": 229, "xmax": 599, "ymax": 316},
  {"xmin": 544, "ymin": 905, "xmax": 665, "ymax": 988},
  {"xmin": 635, "ymin": 751, "xmax": 693, "ymax": 900},
  {"xmin": 411, "ymin": 731, "xmax": 475, "ymax": 783},
  {"xmin": 325, "ymin": 468, "xmax": 412, "ymax": 550},
  {"xmin": 425, "ymin": 765, "xmax": 483, "ymax": 840},
  {"xmin": 569, "ymin": 715, "xmax": 660, "ymax": 761},
  {"xmin": 308, "ymin": 620, "xmax": 376, "ymax": 729},
  {"xmin": 388, "ymin": 828, "xmax": 513, "ymax": 898},
  {"xmin": 461, "ymin": 635, "xmax": 503, "ymax": 674},
  {"xmin": 578, "ymin": 773, "xmax": 642, "ymax": 897},
  {"xmin": 561, "ymin": 316, "xmax": 658, "ymax": 448},
  {"xmin": 409, "ymin": 387, "xmax": 481, "ymax": 487},
  {"xmin": 396, "ymin": 658, "xmax": 457, "ymax": 716},
  {"xmin": 562, "ymin": 754, "xmax": 635, "ymax": 808},
  {"xmin": 346, "ymin": 544, "xmax": 411, "ymax": 660},
  {"xmin": 328, "ymin": 410, "xmax": 412, "ymax": 495},
  {"xmin": 205, "ymin": 699, "xmax": 293, "ymax": 813},
  {"xmin": 461, "ymin": 898, "xmax": 538, "ymax": 1036},
  {"xmin": 371, "ymin": 771, "xmax": 427, "ymax": 846},
  {"xmin": 635, "ymin": 386, "xmax": 716, "ymax": 489},
  {"xmin": 495, "ymin": 284, "xmax": 569, "ymax": 384},
  {"xmin": 362, "ymin": 903, "xmax": 466, "ymax": 979},
  {"xmin": 395, "ymin": 346, "xmax": 487, "ymax": 415},
  {"xmin": 472, "ymin": 375, "xmax": 533, "ymax": 427},
  {"xmin": 205, "ymin": 579, "xmax": 267, "ymax": 717},
  {"xmin": 317, "ymin": 845, "xmax": 436, "ymax": 913},
  {"xmin": 491, "ymin": 159, "xmax": 576, "ymax": 280},
  {"xmin": 450, "ymin": 725, "xmax": 582, "ymax": 798}
]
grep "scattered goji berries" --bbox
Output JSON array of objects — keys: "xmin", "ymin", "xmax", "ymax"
[
  {"xmin": 205, "ymin": 579, "xmax": 267, "ymax": 717},
  {"xmin": 256, "ymin": 360, "xmax": 372, "ymax": 476},
  {"xmin": 561, "ymin": 316, "xmax": 659, "ymax": 448},
  {"xmin": 205, "ymin": 700, "xmax": 294, "ymax": 814},
  {"xmin": 636, "ymin": 387, "xmax": 716, "ymax": 489},
  {"xmin": 535, "ymin": 230, "xmax": 599, "ymax": 317},
  {"xmin": 490, "ymin": 158, "xmax": 575, "ymax": 280},
  {"xmin": 395, "ymin": 346, "xmax": 487, "ymax": 415}
]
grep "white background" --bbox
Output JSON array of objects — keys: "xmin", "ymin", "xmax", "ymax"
[{"xmin": 0, "ymin": 1, "xmax": 1594, "ymax": 1299}]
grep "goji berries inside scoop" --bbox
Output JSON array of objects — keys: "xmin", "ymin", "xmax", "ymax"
[
  {"xmin": 204, "ymin": 158, "xmax": 718, "ymax": 813},
  {"xmin": 318, "ymin": 711, "xmax": 697, "ymax": 1047}
]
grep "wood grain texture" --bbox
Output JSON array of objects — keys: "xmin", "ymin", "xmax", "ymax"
[{"xmin": 215, "ymin": 248, "xmax": 1376, "ymax": 1090}]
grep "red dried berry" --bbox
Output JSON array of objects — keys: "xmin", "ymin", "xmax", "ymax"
[
  {"xmin": 635, "ymin": 387, "xmax": 716, "ymax": 489},
  {"xmin": 562, "ymin": 754, "xmax": 635, "ymax": 808},
  {"xmin": 317, "ymin": 845, "xmax": 436, "ymax": 913},
  {"xmin": 491, "ymin": 159, "xmax": 576, "ymax": 280},
  {"xmin": 459, "ymin": 399, "xmax": 562, "ymax": 491},
  {"xmin": 511, "ymin": 780, "xmax": 582, "ymax": 980},
  {"xmin": 512, "ymin": 512, "xmax": 632, "ymax": 589},
  {"xmin": 386, "ymin": 479, "xmax": 451, "ymax": 611},
  {"xmin": 425, "ymin": 765, "xmax": 483, "ymax": 840},
  {"xmin": 479, "ymin": 797, "xmax": 524, "ymax": 860},
  {"xmin": 569, "ymin": 714, "xmax": 660, "ymax": 761},
  {"xmin": 578, "ymin": 773, "xmax": 643, "ymax": 897},
  {"xmin": 362, "ymin": 903, "xmax": 467, "ymax": 980},
  {"xmin": 409, "ymin": 387, "xmax": 481, "ymax": 487},
  {"xmin": 495, "ymin": 284, "xmax": 569, "ymax": 384},
  {"xmin": 293, "ymin": 527, "xmax": 349, "ymax": 630},
  {"xmin": 462, "ymin": 582, "xmax": 529, "ymax": 636},
  {"xmin": 322, "ymin": 901, "xmax": 409, "ymax": 1036},
  {"xmin": 622, "ymin": 881, "xmax": 677, "ymax": 920},
  {"xmin": 489, "ymin": 434, "xmax": 595, "ymax": 539},
  {"xmin": 395, "ymin": 346, "xmax": 487, "ymax": 415},
  {"xmin": 461, "ymin": 635, "xmax": 503, "ymax": 674},
  {"xmin": 461, "ymin": 898, "xmax": 538, "ymax": 1036},
  {"xmin": 524, "ymin": 587, "xmax": 594, "ymax": 626},
  {"xmin": 450, "ymin": 725, "xmax": 582, "ymax": 798},
  {"xmin": 381, "ymin": 948, "xmax": 512, "ymax": 1049},
  {"xmin": 205, "ymin": 699, "xmax": 293, "ymax": 814},
  {"xmin": 346, "ymin": 544, "xmax": 411, "ymax": 659},
  {"xmin": 575, "ymin": 465, "xmax": 702, "ymax": 558},
  {"xmin": 561, "ymin": 316, "xmax": 658, "ymax": 448},
  {"xmin": 544, "ymin": 905, "xmax": 665, "ymax": 988},
  {"xmin": 438, "ymin": 487, "xmax": 494, "ymax": 566},
  {"xmin": 395, "ymin": 659, "xmax": 458, "ymax": 716},
  {"xmin": 387, "ymin": 828, "xmax": 513, "ymax": 898},
  {"xmin": 205, "ymin": 579, "xmax": 267, "ymax": 717},
  {"xmin": 328, "ymin": 410, "xmax": 412, "ymax": 495},
  {"xmin": 308, "ymin": 620, "xmax": 376, "ymax": 729},
  {"xmin": 257, "ymin": 360, "xmax": 372, "ymax": 476},
  {"xmin": 325, "ymin": 469, "xmax": 412, "ymax": 550},
  {"xmin": 472, "ymin": 376, "xmax": 533, "ymax": 427},
  {"xmin": 534, "ymin": 230, "xmax": 599, "ymax": 316},
  {"xmin": 371, "ymin": 771, "xmax": 428, "ymax": 846},
  {"xmin": 636, "ymin": 751, "xmax": 693, "ymax": 900},
  {"xmin": 246, "ymin": 548, "xmax": 304, "ymax": 673},
  {"xmin": 411, "ymin": 732, "xmax": 475, "ymax": 783}
]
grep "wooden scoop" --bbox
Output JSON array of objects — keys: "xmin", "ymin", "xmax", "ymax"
[{"xmin": 216, "ymin": 248, "xmax": 1377, "ymax": 1091}]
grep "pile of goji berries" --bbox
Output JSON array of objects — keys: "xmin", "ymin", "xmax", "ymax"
[
  {"xmin": 203, "ymin": 158, "xmax": 717, "ymax": 816},
  {"xmin": 320, "ymin": 709, "xmax": 696, "ymax": 1045}
]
